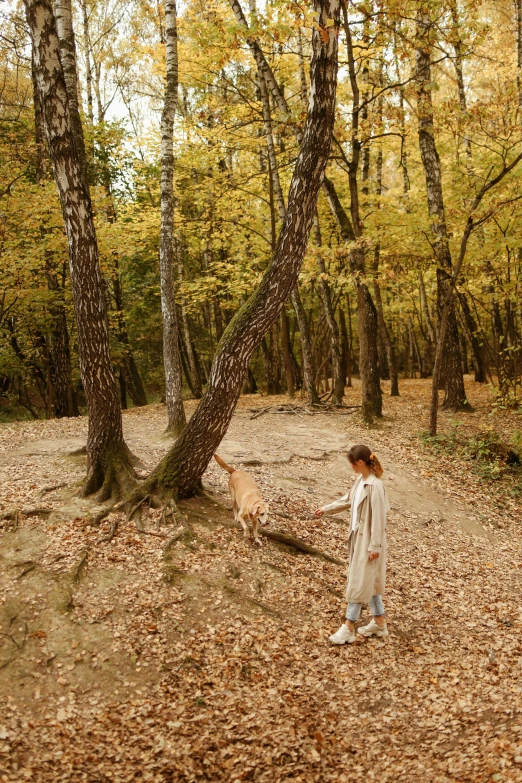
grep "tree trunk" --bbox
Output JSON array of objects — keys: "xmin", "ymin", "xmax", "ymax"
[
  {"xmin": 45, "ymin": 262, "xmax": 76, "ymax": 417},
  {"xmin": 54, "ymin": 0, "xmax": 88, "ymax": 184},
  {"xmin": 159, "ymin": 0, "xmax": 186, "ymax": 436},
  {"xmin": 135, "ymin": 0, "xmax": 340, "ymax": 500},
  {"xmin": 458, "ymin": 290, "xmax": 486, "ymax": 383},
  {"xmin": 291, "ymin": 288, "xmax": 320, "ymax": 404},
  {"xmin": 338, "ymin": 306, "xmax": 349, "ymax": 387},
  {"xmin": 31, "ymin": 53, "xmax": 48, "ymax": 182},
  {"xmin": 31, "ymin": 55, "xmax": 76, "ymax": 416},
  {"xmin": 25, "ymin": 0, "xmax": 134, "ymax": 499},
  {"xmin": 256, "ymin": 61, "xmax": 320, "ymax": 406},
  {"xmin": 177, "ymin": 243, "xmax": 203, "ymax": 398},
  {"xmin": 415, "ymin": 9, "xmax": 469, "ymax": 411},
  {"xmin": 79, "ymin": 0, "xmax": 94, "ymax": 124},
  {"xmin": 372, "ymin": 245, "xmax": 399, "ymax": 396},
  {"xmin": 112, "ymin": 264, "xmax": 148, "ymax": 407},
  {"xmin": 232, "ymin": 0, "xmax": 379, "ymax": 413},
  {"xmin": 280, "ymin": 306, "xmax": 295, "ymax": 398},
  {"xmin": 313, "ymin": 215, "xmax": 344, "ymax": 404}
]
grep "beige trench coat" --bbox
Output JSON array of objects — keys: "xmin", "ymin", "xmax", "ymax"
[{"xmin": 321, "ymin": 473, "xmax": 390, "ymax": 604}]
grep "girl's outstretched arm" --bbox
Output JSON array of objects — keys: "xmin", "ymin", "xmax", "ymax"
[{"xmin": 315, "ymin": 491, "xmax": 351, "ymax": 517}]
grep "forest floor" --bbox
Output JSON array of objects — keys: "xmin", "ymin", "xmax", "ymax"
[{"xmin": 1, "ymin": 377, "xmax": 522, "ymax": 782}]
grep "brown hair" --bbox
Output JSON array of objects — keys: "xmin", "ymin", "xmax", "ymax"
[{"xmin": 347, "ymin": 444, "xmax": 384, "ymax": 478}]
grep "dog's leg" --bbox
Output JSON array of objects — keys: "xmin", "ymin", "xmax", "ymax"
[
  {"xmin": 237, "ymin": 511, "xmax": 249, "ymax": 539},
  {"xmin": 252, "ymin": 517, "xmax": 261, "ymax": 546}
]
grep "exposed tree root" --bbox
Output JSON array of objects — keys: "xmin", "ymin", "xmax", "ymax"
[
  {"xmin": 82, "ymin": 442, "xmax": 140, "ymax": 503},
  {"xmin": 38, "ymin": 482, "xmax": 67, "ymax": 498},
  {"xmin": 92, "ymin": 505, "xmax": 115, "ymax": 528},
  {"xmin": 97, "ymin": 520, "xmax": 118, "ymax": 543},
  {"xmin": 184, "ymin": 509, "xmax": 344, "ymax": 565},
  {"xmin": 10, "ymin": 560, "xmax": 37, "ymax": 579},
  {"xmin": 69, "ymin": 445, "xmax": 87, "ymax": 456},
  {"xmin": 163, "ymin": 526, "xmax": 187, "ymax": 555},
  {"xmin": 247, "ymin": 403, "xmax": 361, "ymax": 419}
]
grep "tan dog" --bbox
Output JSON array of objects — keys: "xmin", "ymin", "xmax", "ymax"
[{"xmin": 214, "ymin": 454, "xmax": 268, "ymax": 545}]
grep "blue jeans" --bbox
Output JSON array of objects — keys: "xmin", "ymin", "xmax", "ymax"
[{"xmin": 346, "ymin": 595, "xmax": 385, "ymax": 622}]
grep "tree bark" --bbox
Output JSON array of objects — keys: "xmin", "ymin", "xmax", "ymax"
[
  {"xmin": 31, "ymin": 55, "xmax": 76, "ymax": 416},
  {"xmin": 45, "ymin": 261, "xmax": 76, "ymax": 417},
  {"xmin": 256, "ymin": 63, "xmax": 320, "ymax": 405},
  {"xmin": 54, "ymin": 0, "xmax": 88, "ymax": 185},
  {"xmin": 372, "ymin": 245, "xmax": 399, "ymax": 396},
  {"xmin": 313, "ymin": 215, "xmax": 344, "ymax": 403},
  {"xmin": 159, "ymin": 0, "xmax": 186, "ymax": 436},
  {"xmin": 25, "ymin": 0, "xmax": 134, "ymax": 499},
  {"xmin": 79, "ymin": 0, "xmax": 94, "ymax": 124},
  {"xmin": 415, "ymin": 9, "xmax": 469, "ymax": 411},
  {"xmin": 448, "ymin": 5, "xmax": 488, "ymax": 385},
  {"xmin": 458, "ymin": 290, "xmax": 486, "ymax": 383},
  {"xmin": 177, "ymin": 243, "xmax": 203, "ymax": 398},
  {"xmin": 112, "ymin": 261, "xmax": 148, "ymax": 407},
  {"xmin": 135, "ymin": 0, "xmax": 340, "ymax": 500},
  {"xmin": 280, "ymin": 307, "xmax": 295, "ymax": 398}
]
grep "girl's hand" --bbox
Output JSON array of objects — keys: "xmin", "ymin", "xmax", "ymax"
[
  {"xmin": 314, "ymin": 509, "xmax": 324, "ymax": 518},
  {"xmin": 369, "ymin": 552, "xmax": 380, "ymax": 561}
]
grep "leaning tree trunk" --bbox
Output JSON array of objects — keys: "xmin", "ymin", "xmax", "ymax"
[
  {"xmin": 233, "ymin": 0, "xmax": 379, "ymax": 413},
  {"xmin": 25, "ymin": 0, "xmax": 135, "ymax": 499},
  {"xmin": 415, "ymin": 9, "xmax": 469, "ymax": 411},
  {"xmin": 135, "ymin": 0, "xmax": 340, "ymax": 500},
  {"xmin": 256, "ymin": 64, "xmax": 320, "ymax": 405},
  {"xmin": 159, "ymin": 0, "xmax": 186, "ymax": 436}
]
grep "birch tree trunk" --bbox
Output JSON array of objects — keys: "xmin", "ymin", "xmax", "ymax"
[
  {"xmin": 32, "ymin": 55, "xmax": 76, "ymax": 416},
  {"xmin": 25, "ymin": 0, "xmax": 134, "ymax": 499},
  {"xmin": 415, "ymin": 9, "xmax": 470, "ymax": 411},
  {"xmin": 54, "ymin": 0, "xmax": 88, "ymax": 184},
  {"xmin": 159, "ymin": 0, "xmax": 186, "ymax": 436},
  {"xmin": 135, "ymin": 0, "xmax": 340, "ymax": 500},
  {"xmin": 79, "ymin": 0, "xmax": 94, "ymax": 124}
]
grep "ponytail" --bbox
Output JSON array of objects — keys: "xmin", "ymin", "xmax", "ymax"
[
  {"xmin": 347, "ymin": 444, "xmax": 384, "ymax": 478},
  {"xmin": 368, "ymin": 452, "xmax": 383, "ymax": 479}
]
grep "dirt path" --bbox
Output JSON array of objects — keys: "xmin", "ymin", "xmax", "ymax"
[{"xmin": 1, "ymin": 385, "xmax": 522, "ymax": 782}]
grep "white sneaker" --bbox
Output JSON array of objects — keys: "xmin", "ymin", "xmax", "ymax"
[
  {"xmin": 329, "ymin": 624, "xmax": 356, "ymax": 645},
  {"xmin": 357, "ymin": 619, "xmax": 389, "ymax": 638}
]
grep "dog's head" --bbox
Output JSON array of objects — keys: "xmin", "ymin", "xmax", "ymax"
[{"xmin": 251, "ymin": 501, "xmax": 269, "ymax": 527}]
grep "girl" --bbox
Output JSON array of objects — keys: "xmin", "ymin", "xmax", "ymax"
[{"xmin": 315, "ymin": 445, "xmax": 390, "ymax": 645}]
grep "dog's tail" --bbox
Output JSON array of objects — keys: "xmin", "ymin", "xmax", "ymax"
[{"xmin": 214, "ymin": 453, "xmax": 235, "ymax": 474}]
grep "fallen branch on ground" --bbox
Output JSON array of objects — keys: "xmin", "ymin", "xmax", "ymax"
[{"xmin": 183, "ymin": 509, "xmax": 344, "ymax": 565}]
